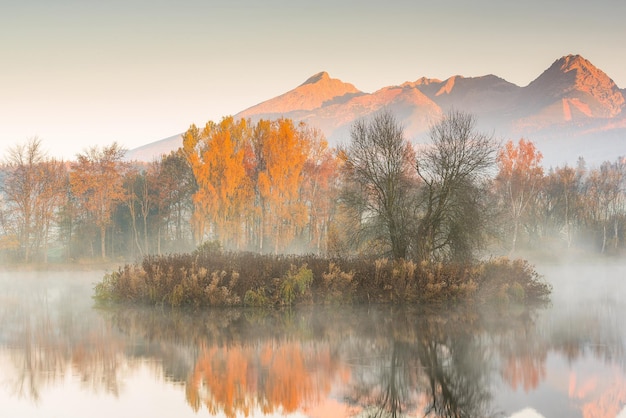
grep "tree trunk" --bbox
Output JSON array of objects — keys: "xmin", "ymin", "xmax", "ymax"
[
  {"xmin": 565, "ymin": 193, "xmax": 571, "ymax": 248},
  {"xmin": 100, "ymin": 226, "xmax": 107, "ymax": 259},
  {"xmin": 615, "ymin": 218, "xmax": 619, "ymax": 249},
  {"xmin": 510, "ymin": 220, "xmax": 519, "ymax": 256},
  {"xmin": 129, "ymin": 203, "xmax": 143, "ymax": 257},
  {"xmin": 42, "ymin": 223, "xmax": 48, "ymax": 264},
  {"xmin": 23, "ymin": 220, "xmax": 31, "ymax": 263},
  {"xmin": 143, "ymin": 211, "xmax": 149, "ymax": 255}
]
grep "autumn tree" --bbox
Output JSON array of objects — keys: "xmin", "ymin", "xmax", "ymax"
[
  {"xmin": 70, "ymin": 143, "xmax": 127, "ymax": 259},
  {"xmin": 300, "ymin": 128, "xmax": 339, "ymax": 254},
  {"xmin": 256, "ymin": 119, "xmax": 310, "ymax": 253},
  {"xmin": 1, "ymin": 138, "xmax": 67, "ymax": 263},
  {"xmin": 246, "ymin": 120, "xmax": 270, "ymax": 251},
  {"xmin": 339, "ymin": 111, "xmax": 417, "ymax": 259},
  {"xmin": 183, "ymin": 117, "xmax": 252, "ymax": 249},
  {"xmin": 182, "ymin": 116, "xmax": 335, "ymax": 254},
  {"xmin": 34, "ymin": 159, "xmax": 67, "ymax": 263},
  {"xmin": 496, "ymin": 139, "xmax": 544, "ymax": 254},
  {"xmin": 182, "ymin": 124, "xmax": 204, "ymax": 244}
]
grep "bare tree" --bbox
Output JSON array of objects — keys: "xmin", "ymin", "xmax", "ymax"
[
  {"xmin": 339, "ymin": 111, "xmax": 417, "ymax": 259},
  {"xmin": 415, "ymin": 110, "xmax": 497, "ymax": 262}
]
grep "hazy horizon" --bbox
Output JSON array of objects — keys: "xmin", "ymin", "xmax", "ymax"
[{"xmin": 1, "ymin": 0, "xmax": 625, "ymax": 160}]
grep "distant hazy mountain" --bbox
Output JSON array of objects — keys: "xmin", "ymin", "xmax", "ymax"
[
  {"xmin": 125, "ymin": 134, "xmax": 183, "ymax": 162},
  {"xmin": 128, "ymin": 54, "xmax": 626, "ymax": 167}
]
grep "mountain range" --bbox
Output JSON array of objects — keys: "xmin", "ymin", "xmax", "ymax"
[{"xmin": 126, "ymin": 54, "xmax": 626, "ymax": 168}]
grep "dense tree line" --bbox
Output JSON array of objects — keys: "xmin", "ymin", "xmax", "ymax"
[
  {"xmin": 1, "ymin": 113, "xmax": 625, "ymax": 264},
  {"xmin": 181, "ymin": 117, "xmax": 337, "ymax": 254},
  {"xmin": 0, "ymin": 138, "xmax": 196, "ymax": 262}
]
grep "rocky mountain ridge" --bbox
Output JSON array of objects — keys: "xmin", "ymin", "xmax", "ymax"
[{"xmin": 127, "ymin": 54, "xmax": 626, "ymax": 167}]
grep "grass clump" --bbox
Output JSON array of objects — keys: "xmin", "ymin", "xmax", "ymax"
[
  {"xmin": 243, "ymin": 287, "xmax": 270, "ymax": 308},
  {"xmin": 321, "ymin": 262, "xmax": 356, "ymax": 304},
  {"xmin": 279, "ymin": 264, "xmax": 313, "ymax": 306},
  {"xmin": 474, "ymin": 257, "xmax": 551, "ymax": 305}
]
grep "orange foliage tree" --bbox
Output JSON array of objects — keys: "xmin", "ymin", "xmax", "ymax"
[
  {"xmin": 496, "ymin": 139, "xmax": 544, "ymax": 254},
  {"xmin": 257, "ymin": 119, "xmax": 310, "ymax": 253},
  {"xmin": 70, "ymin": 143, "xmax": 127, "ymax": 259},
  {"xmin": 1, "ymin": 137, "xmax": 67, "ymax": 263},
  {"xmin": 183, "ymin": 117, "xmax": 335, "ymax": 253},
  {"xmin": 183, "ymin": 117, "xmax": 252, "ymax": 249},
  {"xmin": 300, "ymin": 128, "xmax": 339, "ymax": 254}
]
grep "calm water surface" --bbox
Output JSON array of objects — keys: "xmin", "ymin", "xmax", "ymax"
[{"xmin": 1, "ymin": 261, "xmax": 625, "ymax": 418}]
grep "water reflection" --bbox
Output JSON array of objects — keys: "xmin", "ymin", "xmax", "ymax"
[
  {"xmin": 104, "ymin": 307, "xmax": 344, "ymax": 417},
  {"xmin": 338, "ymin": 307, "xmax": 495, "ymax": 418},
  {"xmin": 0, "ymin": 274, "xmax": 128, "ymax": 402},
  {"xmin": 1, "ymin": 266, "xmax": 626, "ymax": 417}
]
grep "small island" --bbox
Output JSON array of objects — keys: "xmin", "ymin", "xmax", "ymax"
[
  {"xmin": 94, "ymin": 111, "xmax": 553, "ymax": 309},
  {"xmin": 95, "ymin": 243, "xmax": 550, "ymax": 308}
]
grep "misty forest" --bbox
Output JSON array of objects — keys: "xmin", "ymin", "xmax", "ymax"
[
  {"xmin": 0, "ymin": 110, "xmax": 623, "ymax": 307},
  {"xmin": 2, "ymin": 110, "xmax": 625, "ymax": 264}
]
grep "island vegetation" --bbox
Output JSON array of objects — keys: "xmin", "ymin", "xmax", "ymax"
[
  {"xmin": 2, "ymin": 109, "xmax": 625, "ymax": 306},
  {"xmin": 94, "ymin": 242, "xmax": 549, "ymax": 307}
]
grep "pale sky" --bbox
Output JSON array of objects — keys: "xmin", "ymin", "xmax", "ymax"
[{"xmin": 1, "ymin": 0, "xmax": 625, "ymax": 160}]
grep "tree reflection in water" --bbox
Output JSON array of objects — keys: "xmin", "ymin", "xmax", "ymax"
[
  {"xmin": 106, "ymin": 308, "xmax": 344, "ymax": 417},
  {"xmin": 185, "ymin": 340, "xmax": 333, "ymax": 416},
  {"xmin": 341, "ymin": 307, "xmax": 496, "ymax": 418},
  {"xmin": 0, "ymin": 275, "xmax": 128, "ymax": 402},
  {"xmin": 104, "ymin": 304, "xmax": 539, "ymax": 417},
  {"xmin": 2, "ymin": 273, "xmax": 626, "ymax": 417}
]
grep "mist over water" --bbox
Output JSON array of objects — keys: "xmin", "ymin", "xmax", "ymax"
[
  {"xmin": 0, "ymin": 262, "xmax": 625, "ymax": 417},
  {"xmin": 494, "ymin": 260, "xmax": 626, "ymax": 418}
]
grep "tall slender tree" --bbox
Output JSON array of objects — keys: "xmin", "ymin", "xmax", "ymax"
[
  {"xmin": 300, "ymin": 128, "xmax": 339, "ymax": 253},
  {"xmin": 154, "ymin": 150, "xmax": 196, "ymax": 252},
  {"xmin": 496, "ymin": 139, "xmax": 544, "ymax": 254},
  {"xmin": 70, "ymin": 143, "xmax": 127, "ymax": 259},
  {"xmin": 539, "ymin": 165, "xmax": 583, "ymax": 248},
  {"xmin": 582, "ymin": 161, "xmax": 625, "ymax": 253},
  {"xmin": 257, "ymin": 119, "xmax": 310, "ymax": 253},
  {"xmin": 183, "ymin": 117, "xmax": 252, "ymax": 249}
]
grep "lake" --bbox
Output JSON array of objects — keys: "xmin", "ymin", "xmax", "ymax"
[{"xmin": 1, "ymin": 261, "xmax": 625, "ymax": 417}]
